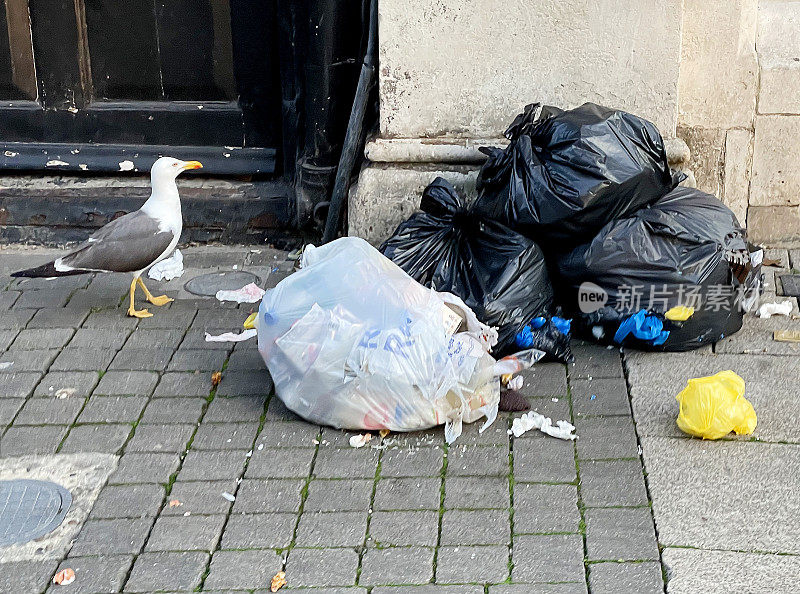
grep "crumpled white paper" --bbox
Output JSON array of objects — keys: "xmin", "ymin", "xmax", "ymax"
[
  {"xmin": 148, "ymin": 249, "xmax": 184, "ymax": 281},
  {"xmin": 204, "ymin": 329, "xmax": 257, "ymax": 342},
  {"xmin": 215, "ymin": 282, "xmax": 266, "ymax": 304},
  {"xmin": 349, "ymin": 433, "xmax": 372, "ymax": 448},
  {"xmin": 510, "ymin": 411, "xmax": 577, "ymax": 441},
  {"xmin": 758, "ymin": 300, "xmax": 793, "ymax": 319},
  {"xmin": 506, "ymin": 376, "xmax": 524, "ymax": 391}
]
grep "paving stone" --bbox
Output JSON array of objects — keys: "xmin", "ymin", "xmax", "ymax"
[
  {"xmin": 13, "ymin": 396, "xmax": 85, "ymax": 425},
  {"xmin": 263, "ymin": 395, "xmax": 303, "ymax": 422},
  {"xmin": 225, "ymin": 348, "xmax": 267, "ymax": 371},
  {"xmin": 162, "ymin": 480, "xmax": 238, "ymax": 516},
  {"xmin": 109, "ymin": 347, "xmax": 175, "ymax": 371},
  {"xmin": 489, "ymin": 585, "xmax": 586, "ymax": 594},
  {"xmin": 513, "ymin": 483, "xmax": 580, "ymax": 534},
  {"xmin": 245, "ymin": 447, "xmax": 315, "ymax": 479},
  {"xmin": 456, "ymin": 418, "xmax": 511, "ymax": 445},
  {"xmin": 50, "ymin": 348, "xmax": 116, "ymax": 371},
  {"xmin": 205, "ymin": 395, "xmax": 267, "ymax": 422},
  {"xmin": 204, "ymin": 549, "xmax": 284, "ymax": 590},
  {"xmin": 9, "ymin": 328, "xmax": 74, "ymax": 350},
  {"xmin": 153, "ymin": 371, "xmax": 213, "ymax": 397},
  {"xmin": 14, "ymin": 288, "xmax": 72, "ymax": 308},
  {"xmin": 360, "ymin": 546, "xmax": 434, "ymax": 586},
  {"xmin": 313, "ymin": 446, "xmax": 380, "ymax": 479},
  {"xmin": 374, "ymin": 477, "xmax": 442, "ymax": 511},
  {"xmin": 0, "ymin": 329, "xmax": 19, "ymax": 351},
  {"xmin": 641, "ymin": 436, "xmax": 800, "ymax": 553},
  {"xmin": 256, "ymin": 420, "xmax": 320, "ymax": 448},
  {"xmin": 110, "ymin": 453, "xmax": 181, "ymax": 484},
  {"xmin": 1, "ymin": 425, "xmax": 68, "ymax": 455},
  {"xmin": 436, "ymin": 545, "xmax": 508, "ymax": 584},
  {"xmin": 221, "ymin": 512, "xmax": 297, "ymax": 549},
  {"xmin": 444, "ymin": 476, "xmax": 509, "ymax": 510},
  {"xmin": 191, "ymin": 422, "xmax": 259, "ymax": 450},
  {"xmin": 68, "ymin": 327, "xmax": 130, "ymax": 350},
  {"xmin": 575, "ymin": 417, "xmax": 639, "ymax": 460},
  {"xmin": 179, "ymin": 329, "xmax": 235, "ymax": 350},
  {"xmin": 304, "ymin": 478, "xmax": 374, "ymax": 512},
  {"xmin": 91, "ymin": 483, "xmax": 166, "ymax": 519},
  {"xmin": 0, "ymin": 399, "xmax": 23, "ymax": 425},
  {"xmin": 34, "ymin": 371, "xmax": 99, "ymax": 398},
  {"xmin": 70, "ymin": 517, "xmax": 153, "ymax": 555},
  {"xmin": 526, "ymin": 395, "xmax": 572, "ymax": 421},
  {"xmin": 65, "ymin": 289, "xmax": 123, "ymax": 310},
  {"xmin": 140, "ymin": 397, "xmax": 205, "ymax": 424},
  {"xmin": 715, "ymin": 316, "xmax": 800, "ymax": 356},
  {"xmin": 56, "ymin": 555, "xmax": 134, "ymax": 594},
  {"xmin": 125, "ymin": 551, "xmax": 209, "ymax": 592},
  {"xmin": 179, "ymin": 450, "xmax": 249, "ymax": 481},
  {"xmin": 0, "ymin": 348, "xmax": 58, "ymax": 372},
  {"xmin": 232, "ymin": 478, "xmax": 304, "ymax": 513},
  {"xmin": 380, "ymin": 446, "xmax": 444, "ymax": 478},
  {"xmin": 513, "ymin": 436, "xmax": 577, "ymax": 483},
  {"xmin": 216, "ymin": 369, "xmax": 273, "ymax": 397},
  {"xmin": 60, "ymin": 423, "xmax": 132, "ymax": 453},
  {"xmin": 296, "ymin": 510, "xmax": 367, "ymax": 547},
  {"xmin": 588, "ymin": 561, "xmax": 662, "ymax": 594},
  {"xmin": 193, "ymin": 307, "xmax": 254, "ymax": 328},
  {"xmin": 570, "ymin": 377, "xmax": 632, "ymax": 417},
  {"xmin": 0, "ymin": 291, "xmax": 19, "ymax": 310},
  {"xmin": 94, "ymin": 370, "xmax": 159, "ymax": 396},
  {"xmin": 0, "ymin": 309, "xmax": 34, "ymax": 329},
  {"xmin": 518, "ymin": 362, "xmax": 568, "ymax": 397},
  {"xmin": 78, "ymin": 395, "xmax": 149, "ymax": 423},
  {"xmin": 512, "ymin": 534, "xmax": 585, "ymax": 583},
  {"xmin": 26, "ymin": 308, "xmax": 87, "ymax": 329},
  {"xmin": 145, "ymin": 514, "xmax": 226, "ymax": 552},
  {"xmin": 82, "ymin": 308, "xmax": 140, "ymax": 329},
  {"xmin": 10, "ymin": 274, "xmax": 88, "ymax": 291},
  {"xmin": 168, "ymin": 348, "xmax": 227, "ymax": 371},
  {"xmin": 579, "ymin": 460, "xmax": 649, "ymax": 507},
  {"xmin": 568, "ymin": 345, "xmax": 623, "ymax": 380},
  {"xmin": 585, "ymin": 507, "xmax": 659, "ymax": 561},
  {"xmin": 126, "ymin": 423, "xmax": 195, "ymax": 453},
  {"xmin": 368, "ymin": 510, "xmax": 438, "ymax": 547},
  {"xmin": 446, "ymin": 445, "xmax": 509, "ymax": 477},
  {"xmin": 0, "ymin": 372, "xmax": 42, "ymax": 397},
  {"xmin": 440, "ymin": 510, "xmax": 510, "ymax": 545},
  {"xmin": 0, "ymin": 559, "xmax": 59, "ymax": 594},
  {"xmin": 125, "ymin": 328, "xmax": 186, "ymax": 350},
  {"xmin": 661, "ymin": 547, "xmax": 800, "ymax": 594},
  {"xmin": 376, "ymin": 587, "xmax": 483, "ymax": 594}
]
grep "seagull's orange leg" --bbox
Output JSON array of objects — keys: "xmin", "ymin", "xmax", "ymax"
[
  {"xmin": 136, "ymin": 277, "xmax": 173, "ymax": 307},
  {"xmin": 127, "ymin": 278, "xmax": 152, "ymax": 318}
]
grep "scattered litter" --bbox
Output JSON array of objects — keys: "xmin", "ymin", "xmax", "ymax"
[
  {"xmin": 232, "ymin": 265, "xmax": 238, "ymax": 270},
  {"xmin": 258, "ymin": 444, "xmax": 264, "ymax": 451},
  {"xmin": 221, "ymin": 492, "xmax": 236, "ymax": 502},
  {"xmin": 148, "ymin": 249, "xmax": 184, "ymax": 281},
  {"xmin": 270, "ymin": 570, "xmax": 287, "ymax": 592},
  {"xmin": 675, "ymin": 370, "xmax": 756, "ymax": 440},
  {"xmin": 515, "ymin": 316, "xmax": 574, "ymax": 363},
  {"xmin": 379, "ymin": 429, "xmax": 390, "ymax": 438},
  {"xmin": 0, "ymin": 362, "xmax": 12, "ymax": 370},
  {"xmin": 250, "ymin": 249, "xmax": 261, "ymax": 254},
  {"xmin": 243, "ymin": 312, "xmax": 258, "ymax": 329},
  {"xmin": 216, "ymin": 282, "xmax": 265, "ymax": 304},
  {"xmin": 211, "ymin": 371, "xmax": 222, "ymax": 388},
  {"xmin": 168, "ymin": 499, "xmax": 182, "ymax": 508},
  {"xmin": 551, "ymin": 398, "xmax": 558, "ymax": 402},
  {"xmin": 183, "ymin": 511, "xmax": 191, "ymax": 516},
  {"xmin": 55, "ymin": 388, "xmax": 77, "ymax": 399},
  {"xmin": 349, "ymin": 433, "xmax": 373, "ymax": 448},
  {"xmin": 510, "ymin": 411, "xmax": 577, "ymax": 440},
  {"xmin": 506, "ymin": 376, "xmax": 524, "ymax": 391},
  {"xmin": 665, "ymin": 306, "xmax": 695, "ymax": 322},
  {"xmin": 758, "ymin": 300, "xmax": 793, "ymax": 319},
  {"xmin": 46, "ymin": 159, "xmax": 69, "ymax": 167},
  {"xmin": 774, "ymin": 330, "xmax": 800, "ymax": 343},
  {"xmin": 205, "ymin": 329, "xmax": 257, "ymax": 342},
  {"xmin": 590, "ymin": 394, "xmax": 597, "ymax": 400},
  {"xmin": 246, "ymin": 450, "xmax": 252, "ymax": 457},
  {"xmin": 762, "ymin": 258, "xmax": 782, "ymax": 267},
  {"xmin": 118, "ymin": 160, "xmax": 135, "ymax": 171},
  {"xmin": 53, "ymin": 568, "xmax": 76, "ymax": 586}
]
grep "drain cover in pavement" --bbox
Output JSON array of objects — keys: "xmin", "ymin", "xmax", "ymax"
[
  {"xmin": 780, "ymin": 274, "xmax": 800, "ymax": 298},
  {"xmin": 184, "ymin": 271, "xmax": 261, "ymax": 297},
  {"xmin": 0, "ymin": 479, "xmax": 72, "ymax": 546}
]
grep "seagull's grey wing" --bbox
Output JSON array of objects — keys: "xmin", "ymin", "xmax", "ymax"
[{"xmin": 59, "ymin": 211, "xmax": 174, "ymax": 273}]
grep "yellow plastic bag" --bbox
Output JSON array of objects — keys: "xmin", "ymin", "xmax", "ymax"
[{"xmin": 675, "ymin": 370, "xmax": 757, "ymax": 440}]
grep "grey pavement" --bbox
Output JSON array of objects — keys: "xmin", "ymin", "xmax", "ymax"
[{"xmin": 0, "ymin": 244, "xmax": 797, "ymax": 592}]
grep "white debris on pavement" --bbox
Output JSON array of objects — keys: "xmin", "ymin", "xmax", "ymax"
[
  {"xmin": 0, "ymin": 362, "xmax": 12, "ymax": 370},
  {"xmin": 55, "ymin": 388, "xmax": 77, "ymax": 399},
  {"xmin": 758, "ymin": 299, "xmax": 794, "ymax": 319},
  {"xmin": 204, "ymin": 329, "xmax": 257, "ymax": 342},
  {"xmin": 507, "ymin": 376, "xmax": 524, "ymax": 391},
  {"xmin": 221, "ymin": 492, "xmax": 236, "ymax": 502},
  {"xmin": 349, "ymin": 433, "xmax": 373, "ymax": 448},
  {"xmin": 215, "ymin": 282, "xmax": 265, "ymax": 304},
  {"xmin": 510, "ymin": 411, "xmax": 577, "ymax": 441},
  {"xmin": 148, "ymin": 249, "xmax": 184, "ymax": 281}
]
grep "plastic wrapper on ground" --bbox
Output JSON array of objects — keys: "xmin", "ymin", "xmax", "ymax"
[{"xmin": 675, "ymin": 370, "xmax": 757, "ymax": 440}]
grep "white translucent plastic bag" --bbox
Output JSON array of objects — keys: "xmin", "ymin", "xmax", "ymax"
[{"xmin": 257, "ymin": 237, "xmax": 541, "ymax": 442}]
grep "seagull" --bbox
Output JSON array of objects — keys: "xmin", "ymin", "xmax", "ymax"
[{"xmin": 12, "ymin": 157, "xmax": 202, "ymax": 318}]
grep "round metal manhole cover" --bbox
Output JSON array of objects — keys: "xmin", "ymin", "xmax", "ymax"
[
  {"xmin": 0, "ymin": 479, "xmax": 72, "ymax": 546},
  {"xmin": 184, "ymin": 271, "xmax": 261, "ymax": 297}
]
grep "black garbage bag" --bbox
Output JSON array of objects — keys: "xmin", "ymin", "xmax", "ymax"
[
  {"xmin": 380, "ymin": 177, "xmax": 553, "ymax": 356},
  {"xmin": 553, "ymin": 186, "xmax": 762, "ymax": 351},
  {"xmin": 472, "ymin": 102, "xmax": 678, "ymax": 250},
  {"xmin": 515, "ymin": 315, "xmax": 574, "ymax": 363}
]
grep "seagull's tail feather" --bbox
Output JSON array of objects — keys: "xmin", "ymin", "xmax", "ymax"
[{"xmin": 11, "ymin": 261, "xmax": 91, "ymax": 278}]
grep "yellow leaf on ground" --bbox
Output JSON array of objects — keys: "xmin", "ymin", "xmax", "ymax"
[{"xmin": 270, "ymin": 571, "xmax": 287, "ymax": 592}]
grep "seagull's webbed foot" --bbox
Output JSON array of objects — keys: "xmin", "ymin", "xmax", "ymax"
[
  {"xmin": 137, "ymin": 277, "xmax": 174, "ymax": 307},
  {"xmin": 127, "ymin": 306, "xmax": 153, "ymax": 319}
]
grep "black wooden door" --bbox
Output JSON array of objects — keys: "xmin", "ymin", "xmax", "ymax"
[{"xmin": 0, "ymin": 0, "xmax": 281, "ymax": 174}]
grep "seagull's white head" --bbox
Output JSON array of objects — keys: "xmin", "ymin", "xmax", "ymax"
[{"xmin": 150, "ymin": 157, "xmax": 203, "ymax": 185}]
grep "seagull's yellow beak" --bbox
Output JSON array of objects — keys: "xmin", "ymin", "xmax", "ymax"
[{"xmin": 182, "ymin": 161, "xmax": 203, "ymax": 170}]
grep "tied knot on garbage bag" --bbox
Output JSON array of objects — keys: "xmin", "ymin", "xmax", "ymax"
[{"xmin": 675, "ymin": 370, "xmax": 757, "ymax": 440}]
